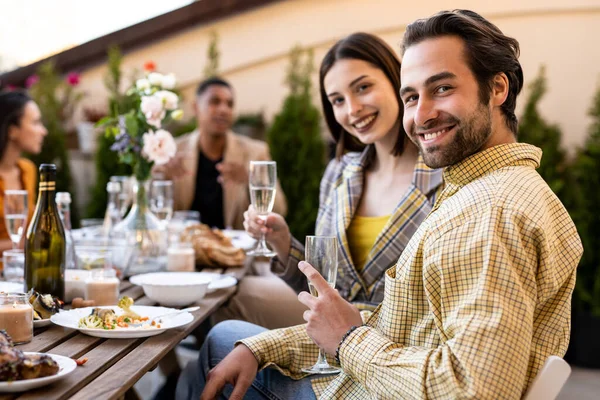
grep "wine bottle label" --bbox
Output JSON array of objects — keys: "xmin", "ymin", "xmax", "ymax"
[{"xmin": 39, "ymin": 182, "xmax": 56, "ymax": 191}]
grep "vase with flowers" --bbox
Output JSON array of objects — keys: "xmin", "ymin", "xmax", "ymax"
[{"xmin": 97, "ymin": 68, "xmax": 182, "ymax": 275}]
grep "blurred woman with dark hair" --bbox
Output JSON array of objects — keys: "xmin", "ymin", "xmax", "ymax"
[
  {"xmin": 213, "ymin": 32, "xmax": 444, "ymax": 329},
  {"xmin": 0, "ymin": 91, "xmax": 47, "ymax": 253}
]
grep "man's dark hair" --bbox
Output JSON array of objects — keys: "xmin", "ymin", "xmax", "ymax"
[
  {"xmin": 402, "ymin": 9, "xmax": 523, "ymax": 135},
  {"xmin": 319, "ymin": 32, "xmax": 405, "ymax": 159},
  {"xmin": 196, "ymin": 76, "xmax": 232, "ymax": 97}
]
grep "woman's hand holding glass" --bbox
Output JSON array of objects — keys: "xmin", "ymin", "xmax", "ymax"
[
  {"xmin": 243, "ymin": 205, "xmax": 291, "ymax": 260},
  {"xmin": 246, "ymin": 161, "xmax": 278, "ymax": 257}
]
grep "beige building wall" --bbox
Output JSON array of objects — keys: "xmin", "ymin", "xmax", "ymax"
[{"xmin": 76, "ymin": 0, "xmax": 600, "ymax": 152}]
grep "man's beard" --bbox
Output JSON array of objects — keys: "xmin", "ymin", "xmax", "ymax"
[{"xmin": 414, "ymin": 103, "xmax": 492, "ymax": 169}]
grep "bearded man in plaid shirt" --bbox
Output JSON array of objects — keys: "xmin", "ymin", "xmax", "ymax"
[{"xmin": 177, "ymin": 9, "xmax": 582, "ymax": 400}]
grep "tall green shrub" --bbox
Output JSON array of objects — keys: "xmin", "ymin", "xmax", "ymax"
[
  {"xmin": 27, "ymin": 61, "xmax": 82, "ymax": 225},
  {"xmin": 570, "ymin": 85, "xmax": 600, "ymax": 316},
  {"xmin": 518, "ymin": 66, "xmax": 568, "ymax": 200},
  {"xmin": 267, "ymin": 46, "xmax": 325, "ymax": 239},
  {"xmin": 86, "ymin": 46, "xmax": 132, "ymax": 218}
]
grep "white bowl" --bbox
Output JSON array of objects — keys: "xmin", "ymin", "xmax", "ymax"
[{"xmin": 129, "ymin": 272, "xmax": 212, "ymax": 307}]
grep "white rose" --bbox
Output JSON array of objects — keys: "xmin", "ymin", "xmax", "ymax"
[
  {"xmin": 161, "ymin": 73, "xmax": 176, "ymax": 90},
  {"xmin": 142, "ymin": 129, "xmax": 177, "ymax": 165},
  {"xmin": 155, "ymin": 90, "xmax": 179, "ymax": 111},
  {"xmin": 140, "ymin": 95, "xmax": 165, "ymax": 128},
  {"xmin": 136, "ymin": 78, "xmax": 150, "ymax": 91},
  {"xmin": 147, "ymin": 72, "xmax": 164, "ymax": 87}
]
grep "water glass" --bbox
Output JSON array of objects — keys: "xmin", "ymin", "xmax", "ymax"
[{"xmin": 2, "ymin": 249, "xmax": 25, "ymax": 283}]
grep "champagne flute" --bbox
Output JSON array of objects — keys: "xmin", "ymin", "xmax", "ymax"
[
  {"xmin": 301, "ymin": 235, "xmax": 340, "ymax": 375},
  {"xmin": 150, "ymin": 180, "xmax": 174, "ymax": 225},
  {"xmin": 247, "ymin": 161, "xmax": 277, "ymax": 257},
  {"xmin": 3, "ymin": 190, "xmax": 28, "ymax": 249}
]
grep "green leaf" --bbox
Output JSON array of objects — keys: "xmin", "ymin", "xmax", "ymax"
[
  {"xmin": 125, "ymin": 112, "xmax": 139, "ymax": 136},
  {"xmin": 95, "ymin": 116, "xmax": 114, "ymax": 128}
]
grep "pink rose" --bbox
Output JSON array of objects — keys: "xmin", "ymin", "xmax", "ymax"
[
  {"xmin": 140, "ymin": 95, "xmax": 165, "ymax": 128},
  {"xmin": 25, "ymin": 75, "xmax": 39, "ymax": 88},
  {"xmin": 66, "ymin": 72, "xmax": 80, "ymax": 86},
  {"xmin": 142, "ymin": 129, "xmax": 176, "ymax": 165}
]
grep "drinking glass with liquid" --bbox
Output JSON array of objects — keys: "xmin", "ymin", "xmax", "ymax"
[
  {"xmin": 3, "ymin": 249, "xmax": 25, "ymax": 284},
  {"xmin": 302, "ymin": 235, "xmax": 340, "ymax": 375},
  {"xmin": 247, "ymin": 161, "xmax": 277, "ymax": 257},
  {"xmin": 3, "ymin": 189, "xmax": 28, "ymax": 249},
  {"xmin": 150, "ymin": 180, "xmax": 174, "ymax": 224}
]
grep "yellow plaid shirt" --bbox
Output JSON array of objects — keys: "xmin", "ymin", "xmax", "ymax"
[{"xmin": 240, "ymin": 143, "xmax": 582, "ymax": 399}]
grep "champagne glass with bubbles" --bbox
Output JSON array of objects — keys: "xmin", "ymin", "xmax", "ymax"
[
  {"xmin": 3, "ymin": 190, "xmax": 28, "ymax": 249},
  {"xmin": 247, "ymin": 161, "xmax": 277, "ymax": 257},
  {"xmin": 302, "ymin": 235, "xmax": 341, "ymax": 375}
]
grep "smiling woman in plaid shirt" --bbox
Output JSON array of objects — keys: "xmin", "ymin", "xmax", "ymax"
[
  {"xmin": 210, "ymin": 32, "xmax": 443, "ymax": 330},
  {"xmin": 178, "ymin": 10, "xmax": 583, "ymax": 400}
]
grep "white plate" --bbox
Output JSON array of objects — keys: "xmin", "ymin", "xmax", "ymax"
[
  {"xmin": 196, "ymin": 272, "xmax": 239, "ymax": 293},
  {"xmin": 0, "ymin": 352, "xmax": 76, "ymax": 393},
  {"xmin": 207, "ymin": 275, "xmax": 238, "ymax": 293},
  {"xmin": 222, "ymin": 230, "xmax": 256, "ymax": 250},
  {"xmin": 0, "ymin": 282, "xmax": 25, "ymax": 293},
  {"xmin": 34, "ymin": 318, "xmax": 52, "ymax": 328},
  {"xmin": 50, "ymin": 305, "xmax": 193, "ymax": 339}
]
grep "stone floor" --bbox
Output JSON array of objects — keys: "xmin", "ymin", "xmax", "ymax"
[
  {"xmin": 133, "ymin": 342, "xmax": 600, "ymax": 399},
  {"xmin": 558, "ymin": 366, "xmax": 600, "ymax": 399}
]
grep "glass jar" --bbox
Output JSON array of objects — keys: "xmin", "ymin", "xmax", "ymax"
[
  {"xmin": 167, "ymin": 242, "xmax": 195, "ymax": 272},
  {"xmin": 85, "ymin": 269, "xmax": 120, "ymax": 306},
  {"xmin": 0, "ymin": 292, "xmax": 33, "ymax": 344}
]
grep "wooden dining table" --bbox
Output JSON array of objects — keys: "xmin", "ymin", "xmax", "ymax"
[{"xmin": 0, "ymin": 266, "xmax": 248, "ymax": 400}]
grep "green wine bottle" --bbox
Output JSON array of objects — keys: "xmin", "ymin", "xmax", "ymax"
[{"xmin": 25, "ymin": 164, "xmax": 66, "ymax": 300}]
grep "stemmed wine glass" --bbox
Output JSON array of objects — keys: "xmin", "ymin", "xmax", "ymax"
[
  {"xmin": 3, "ymin": 190, "xmax": 28, "ymax": 249},
  {"xmin": 301, "ymin": 235, "xmax": 340, "ymax": 375},
  {"xmin": 150, "ymin": 180, "xmax": 174, "ymax": 226},
  {"xmin": 110, "ymin": 176, "xmax": 133, "ymax": 218},
  {"xmin": 247, "ymin": 161, "xmax": 277, "ymax": 257}
]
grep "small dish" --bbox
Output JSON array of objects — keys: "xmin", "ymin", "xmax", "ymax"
[
  {"xmin": 0, "ymin": 353, "xmax": 76, "ymax": 393},
  {"xmin": 33, "ymin": 318, "xmax": 52, "ymax": 328},
  {"xmin": 204, "ymin": 274, "xmax": 238, "ymax": 293},
  {"xmin": 222, "ymin": 230, "xmax": 256, "ymax": 251}
]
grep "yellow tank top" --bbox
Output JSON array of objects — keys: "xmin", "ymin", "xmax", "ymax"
[{"xmin": 347, "ymin": 214, "xmax": 390, "ymax": 272}]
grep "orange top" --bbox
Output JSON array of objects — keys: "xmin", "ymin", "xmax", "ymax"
[{"xmin": 0, "ymin": 158, "xmax": 37, "ymax": 242}]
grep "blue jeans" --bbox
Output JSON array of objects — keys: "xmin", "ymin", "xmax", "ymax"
[{"xmin": 176, "ymin": 320, "xmax": 317, "ymax": 400}]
